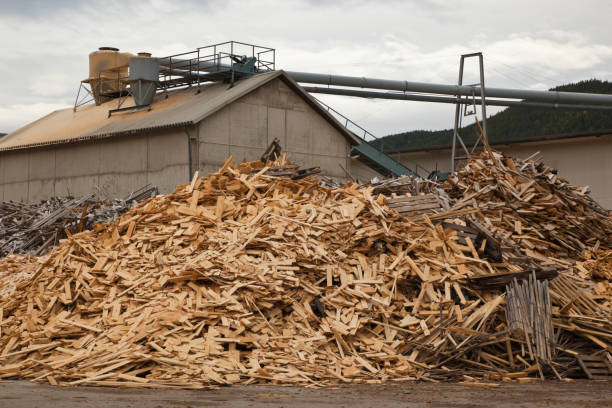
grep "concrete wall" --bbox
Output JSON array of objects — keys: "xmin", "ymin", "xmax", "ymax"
[
  {"xmin": 349, "ymin": 159, "xmax": 383, "ymax": 182},
  {"xmin": 395, "ymin": 134, "xmax": 612, "ymax": 209},
  {"xmin": 197, "ymin": 78, "xmax": 351, "ymax": 179},
  {"xmin": 0, "ymin": 129, "xmax": 190, "ymax": 202}
]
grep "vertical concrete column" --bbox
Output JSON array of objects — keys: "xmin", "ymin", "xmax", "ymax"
[{"xmin": 186, "ymin": 126, "xmax": 199, "ymax": 180}]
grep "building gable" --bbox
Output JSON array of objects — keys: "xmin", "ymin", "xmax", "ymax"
[{"xmin": 197, "ymin": 76, "xmax": 352, "ymax": 179}]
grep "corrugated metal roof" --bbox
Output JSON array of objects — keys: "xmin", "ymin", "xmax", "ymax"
[{"xmin": 0, "ymin": 71, "xmax": 358, "ymax": 152}]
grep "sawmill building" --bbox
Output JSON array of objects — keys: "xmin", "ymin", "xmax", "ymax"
[{"xmin": 0, "ymin": 71, "xmax": 362, "ymax": 202}]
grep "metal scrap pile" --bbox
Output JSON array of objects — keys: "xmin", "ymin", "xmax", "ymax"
[
  {"xmin": 0, "ymin": 152, "xmax": 611, "ymax": 388},
  {"xmin": 0, "ymin": 186, "xmax": 158, "ymax": 257}
]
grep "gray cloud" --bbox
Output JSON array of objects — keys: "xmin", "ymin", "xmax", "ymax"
[
  {"xmin": 0, "ymin": 0, "xmax": 611, "ymax": 135},
  {"xmin": 0, "ymin": 0, "xmax": 76, "ymax": 16}
]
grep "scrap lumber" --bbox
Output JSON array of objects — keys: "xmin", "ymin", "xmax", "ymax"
[
  {"xmin": 506, "ymin": 273, "xmax": 555, "ymax": 364},
  {"xmin": 0, "ymin": 149, "xmax": 611, "ymax": 388},
  {"xmin": 386, "ymin": 194, "xmax": 445, "ymax": 218},
  {"xmin": 576, "ymin": 353, "xmax": 612, "ymax": 379},
  {"xmin": 0, "ymin": 254, "xmax": 38, "ymax": 301},
  {"xmin": 0, "ymin": 186, "xmax": 158, "ymax": 257},
  {"xmin": 468, "ymin": 268, "xmax": 558, "ymax": 290},
  {"xmin": 260, "ymin": 137, "xmax": 282, "ymax": 163},
  {"xmin": 444, "ymin": 151, "xmax": 612, "ymax": 258}
]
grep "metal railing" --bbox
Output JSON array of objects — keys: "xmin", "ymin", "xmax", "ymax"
[
  {"xmin": 75, "ymin": 41, "xmax": 275, "ymax": 111},
  {"xmin": 159, "ymin": 41, "xmax": 275, "ymax": 91},
  {"xmin": 311, "ymin": 96, "xmax": 430, "ymax": 177}
]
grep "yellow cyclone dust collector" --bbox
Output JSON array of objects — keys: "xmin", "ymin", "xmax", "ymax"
[{"xmin": 88, "ymin": 47, "xmax": 133, "ymax": 105}]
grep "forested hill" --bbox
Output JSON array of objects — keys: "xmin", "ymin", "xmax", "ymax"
[{"xmin": 375, "ymin": 79, "xmax": 612, "ymax": 152}]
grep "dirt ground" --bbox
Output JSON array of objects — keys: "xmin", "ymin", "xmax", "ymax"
[{"xmin": 1, "ymin": 380, "xmax": 611, "ymax": 408}]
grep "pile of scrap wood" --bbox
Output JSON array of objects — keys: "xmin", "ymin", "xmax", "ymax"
[
  {"xmin": 366, "ymin": 174, "xmax": 441, "ymax": 197},
  {"xmin": 0, "ymin": 151, "xmax": 611, "ymax": 388},
  {"xmin": 0, "ymin": 186, "xmax": 158, "ymax": 257},
  {"xmin": 0, "ymin": 254, "xmax": 38, "ymax": 301},
  {"xmin": 444, "ymin": 151, "xmax": 612, "ymax": 259},
  {"xmin": 366, "ymin": 175, "xmax": 452, "ymax": 218}
]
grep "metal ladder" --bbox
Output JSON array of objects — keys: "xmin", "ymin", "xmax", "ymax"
[{"xmin": 451, "ymin": 52, "xmax": 488, "ymax": 172}]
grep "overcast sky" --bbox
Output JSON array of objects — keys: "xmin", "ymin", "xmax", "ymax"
[{"xmin": 1, "ymin": 0, "xmax": 611, "ymax": 136}]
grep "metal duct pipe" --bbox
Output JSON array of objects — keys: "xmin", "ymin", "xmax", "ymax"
[
  {"xmin": 288, "ymin": 71, "xmax": 612, "ymax": 105},
  {"xmin": 158, "ymin": 58, "xmax": 230, "ymax": 73},
  {"xmin": 303, "ymin": 86, "xmax": 612, "ymax": 111},
  {"xmin": 155, "ymin": 61, "xmax": 612, "ymax": 106},
  {"xmin": 161, "ymin": 68, "xmax": 226, "ymax": 83},
  {"xmin": 164, "ymin": 68, "xmax": 203, "ymax": 78}
]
